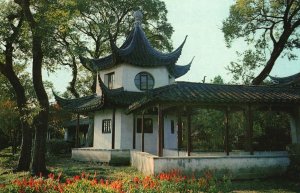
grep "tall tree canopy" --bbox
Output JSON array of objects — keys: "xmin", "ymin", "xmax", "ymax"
[
  {"xmin": 54, "ymin": 0, "xmax": 173, "ymax": 97},
  {"xmin": 222, "ymin": 0, "xmax": 300, "ymax": 84}
]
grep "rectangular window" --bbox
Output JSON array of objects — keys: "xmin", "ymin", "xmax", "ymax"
[
  {"xmin": 105, "ymin": 72, "xmax": 115, "ymax": 89},
  {"xmin": 171, "ymin": 120, "xmax": 174, "ymax": 134},
  {"xmin": 102, "ymin": 119, "xmax": 111, "ymax": 133},
  {"xmin": 137, "ymin": 118, "xmax": 153, "ymax": 133}
]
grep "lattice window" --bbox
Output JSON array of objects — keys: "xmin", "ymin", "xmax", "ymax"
[
  {"xmin": 136, "ymin": 118, "xmax": 153, "ymax": 133},
  {"xmin": 102, "ymin": 119, "xmax": 111, "ymax": 133},
  {"xmin": 134, "ymin": 72, "xmax": 154, "ymax": 91}
]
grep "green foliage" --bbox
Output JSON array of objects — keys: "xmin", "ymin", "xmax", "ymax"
[
  {"xmin": 0, "ymin": 100, "xmax": 19, "ymax": 132},
  {"xmin": 253, "ymin": 111, "xmax": 290, "ymax": 151},
  {"xmin": 192, "ymin": 109, "xmax": 226, "ymax": 151},
  {"xmin": 211, "ymin": 75, "xmax": 224, "ymax": 84},
  {"xmin": 222, "ymin": 0, "xmax": 300, "ymax": 84},
  {"xmin": 226, "ymin": 50, "xmax": 265, "ymax": 84},
  {"xmin": 46, "ymin": 140, "xmax": 72, "ymax": 155},
  {"xmin": 0, "ymin": 130, "xmax": 9, "ymax": 150},
  {"xmin": 189, "ymin": 76, "xmax": 291, "ymax": 152}
]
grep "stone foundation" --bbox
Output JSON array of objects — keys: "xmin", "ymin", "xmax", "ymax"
[{"xmin": 72, "ymin": 148, "xmax": 289, "ymax": 179}]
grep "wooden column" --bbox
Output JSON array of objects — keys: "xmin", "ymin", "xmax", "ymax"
[
  {"xmin": 112, "ymin": 108, "xmax": 116, "ymax": 149},
  {"xmin": 133, "ymin": 114, "xmax": 136, "ymax": 149},
  {"xmin": 141, "ymin": 111, "xmax": 145, "ymax": 152},
  {"xmin": 75, "ymin": 114, "xmax": 80, "ymax": 148},
  {"xmin": 162, "ymin": 111, "xmax": 165, "ymax": 149},
  {"xmin": 177, "ymin": 112, "xmax": 183, "ymax": 150},
  {"xmin": 187, "ymin": 113, "xmax": 191, "ymax": 156},
  {"xmin": 158, "ymin": 105, "xmax": 163, "ymax": 157},
  {"xmin": 245, "ymin": 105, "xmax": 254, "ymax": 155},
  {"xmin": 224, "ymin": 108, "xmax": 229, "ymax": 156}
]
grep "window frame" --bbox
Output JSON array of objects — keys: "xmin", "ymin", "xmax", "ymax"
[
  {"xmin": 136, "ymin": 118, "xmax": 153, "ymax": 133},
  {"xmin": 105, "ymin": 72, "xmax": 115, "ymax": 89},
  {"xmin": 134, "ymin": 72, "xmax": 155, "ymax": 91},
  {"xmin": 171, "ymin": 120, "xmax": 175, "ymax": 134},
  {"xmin": 102, "ymin": 119, "xmax": 112, "ymax": 133}
]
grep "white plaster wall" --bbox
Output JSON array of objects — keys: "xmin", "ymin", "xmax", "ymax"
[
  {"xmin": 72, "ymin": 148, "xmax": 130, "ymax": 165},
  {"xmin": 120, "ymin": 110, "xmax": 134, "ymax": 149},
  {"xmin": 133, "ymin": 114, "xmax": 178, "ymax": 155},
  {"xmin": 164, "ymin": 115, "xmax": 178, "ymax": 149},
  {"xmin": 94, "ymin": 109, "xmax": 117, "ymax": 149},
  {"xmin": 135, "ymin": 115, "xmax": 158, "ymax": 155},
  {"xmin": 99, "ymin": 65, "xmax": 123, "ymax": 90},
  {"xmin": 99, "ymin": 63, "xmax": 171, "ymax": 91}
]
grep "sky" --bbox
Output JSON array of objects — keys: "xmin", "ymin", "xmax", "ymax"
[{"xmin": 48, "ymin": 0, "xmax": 300, "ymax": 94}]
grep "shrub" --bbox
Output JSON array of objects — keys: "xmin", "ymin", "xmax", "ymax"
[
  {"xmin": 46, "ymin": 139, "xmax": 72, "ymax": 155},
  {"xmin": 287, "ymin": 144, "xmax": 300, "ymax": 180},
  {"xmin": 0, "ymin": 130, "xmax": 9, "ymax": 150}
]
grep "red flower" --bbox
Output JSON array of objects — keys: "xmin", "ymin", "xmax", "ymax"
[
  {"xmin": 91, "ymin": 179, "xmax": 97, "ymax": 186},
  {"xmin": 99, "ymin": 179, "xmax": 104, "ymax": 185},
  {"xmin": 48, "ymin": 173, "xmax": 55, "ymax": 180},
  {"xmin": 73, "ymin": 175, "xmax": 80, "ymax": 181},
  {"xmin": 133, "ymin": 177, "xmax": 140, "ymax": 184}
]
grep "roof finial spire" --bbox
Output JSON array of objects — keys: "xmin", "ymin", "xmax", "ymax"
[{"xmin": 133, "ymin": 10, "xmax": 143, "ymax": 26}]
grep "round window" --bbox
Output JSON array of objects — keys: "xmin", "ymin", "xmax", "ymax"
[{"xmin": 134, "ymin": 72, "xmax": 155, "ymax": 91}]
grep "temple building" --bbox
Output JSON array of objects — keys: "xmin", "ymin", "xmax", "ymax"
[
  {"xmin": 55, "ymin": 10, "xmax": 192, "ymax": 154},
  {"xmin": 55, "ymin": 11, "xmax": 300, "ymax": 178}
]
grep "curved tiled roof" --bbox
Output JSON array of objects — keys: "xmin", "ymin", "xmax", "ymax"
[
  {"xmin": 53, "ymin": 93, "xmax": 104, "ymax": 113},
  {"xmin": 53, "ymin": 77, "xmax": 146, "ymax": 113},
  {"xmin": 128, "ymin": 82, "xmax": 300, "ymax": 112},
  {"xmin": 80, "ymin": 11, "xmax": 192, "ymax": 79},
  {"xmin": 269, "ymin": 72, "xmax": 300, "ymax": 85}
]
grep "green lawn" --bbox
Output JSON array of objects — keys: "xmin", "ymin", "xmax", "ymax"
[{"xmin": 0, "ymin": 147, "xmax": 299, "ymax": 192}]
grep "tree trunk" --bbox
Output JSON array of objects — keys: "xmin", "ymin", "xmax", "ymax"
[
  {"xmin": 17, "ymin": 121, "xmax": 32, "ymax": 171},
  {"xmin": 252, "ymin": 28, "xmax": 293, "ymax": 85},
  {"xmin": 17, "ymin": 0, "xmax": 49, "ymax": 175},
  {"xmin": 30, "ymin": 36, "xmax": 49, "ymax": 175}
]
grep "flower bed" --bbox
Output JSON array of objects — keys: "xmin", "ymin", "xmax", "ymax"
[{"xmin": 0, "ymin": 170, "xmax": 231, "ymax": 193}]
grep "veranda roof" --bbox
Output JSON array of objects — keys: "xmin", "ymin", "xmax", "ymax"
[
  {"xmin": 128, "ymin": 82, "xmax": 300, "ymax": 113},
  {"xmin": 54, "ymin": 80, "xmax": 300, "ymax": 114}
]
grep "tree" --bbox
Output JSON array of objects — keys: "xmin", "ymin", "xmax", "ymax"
[
  {"xmin": 53, "ymin": 0, "xmax": 173, "ymax": 97},
  {"xmin": 0, "ymin": 1, "xmax": 34, "ymax": 171},
  {"xmin": 14, "ymin": 0, "xmax": 66, "ymax": 175},
  {"xmin": 222, "ymin": 0, "xmax": 300, "ymax": 84}
]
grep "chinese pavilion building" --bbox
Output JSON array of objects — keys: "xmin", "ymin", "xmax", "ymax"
[{"xmin": 55, "ymin": 11, "xmax": 300, "ymax": 178}]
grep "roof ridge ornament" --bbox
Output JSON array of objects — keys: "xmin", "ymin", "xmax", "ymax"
[{"xmin": 133, "ymin": 10, "xmax": 143, "ymax": 26}]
